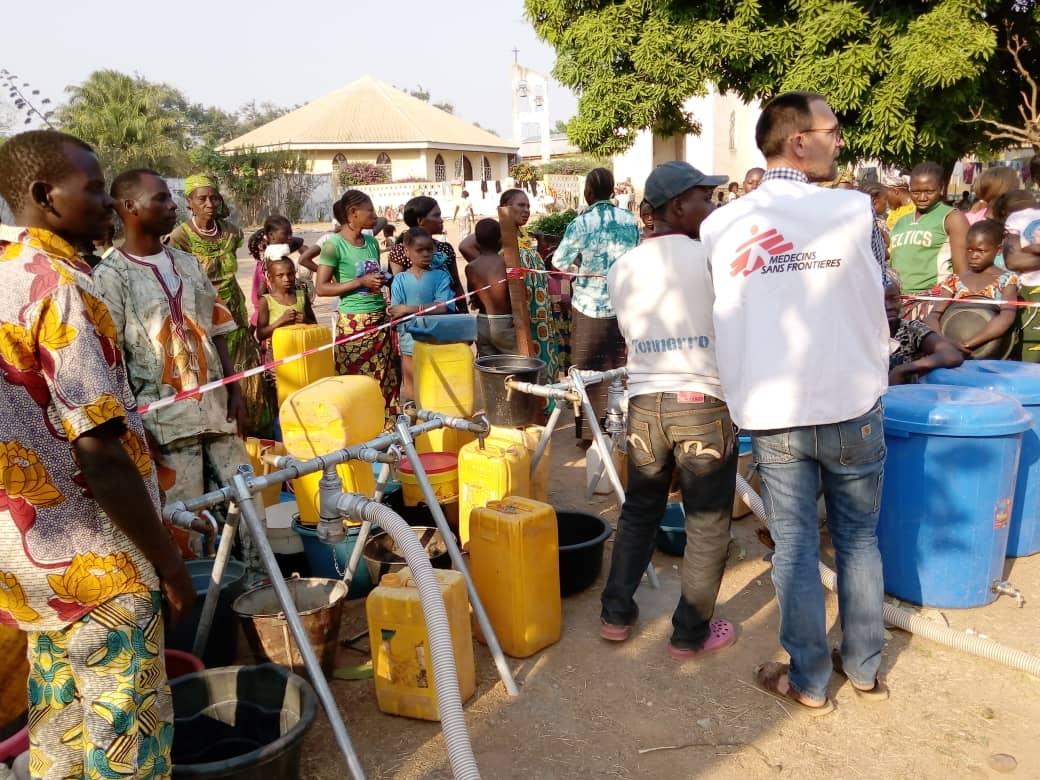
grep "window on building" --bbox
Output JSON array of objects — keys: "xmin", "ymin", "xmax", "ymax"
[
  {"xmin": 434, "ymin": 154, "xmax": 446, "ymax": 182},
  {"xmin": 461, "ymin": 156, "xmax": 473, "ymax": 181},
  {"xmin": 332, "ymin": 153, "xmax": 346, "ymax": 170},
  {"xmin": 482, "ymin": 156, "xmax": 492, "ymax": 181},
  {"xmin": 729, "ymin": 111, "xmax": 737, "ymax": 151},
  {"xmin": 376, "ymin": 152, "xmax": 392, "ymax": 178}
]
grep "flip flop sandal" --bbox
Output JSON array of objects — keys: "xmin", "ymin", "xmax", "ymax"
[
  {"xmin": 754, "ymin": 661, "xmax": 835, "ymax": 716},
  {"xmin": 831, "ymin": 648, "xmax": 890, "ymax": 701},
  {"xmin": 599, "ymin": 620, "xmax": 632, "ymax": 642},
  {"xmin": 667, "ymin": 619, "xmax": 738, "ymax": 660}
]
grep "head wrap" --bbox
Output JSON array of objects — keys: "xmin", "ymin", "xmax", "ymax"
[
  {"xmin": 882, "ymin": 174, "xmax": 910, "ymax": 189},
  {"xmin": 185, "ymin": 174, "xmax": 219, "ymax": 196},
  {"xmin": 263, "ymin": 243, "xmax": 291, "ymax": 261}
]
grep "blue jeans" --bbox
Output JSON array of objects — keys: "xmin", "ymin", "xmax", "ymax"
[{"xmin": 750, "ymin": 402, "xmax": 886, "ymax": 700}]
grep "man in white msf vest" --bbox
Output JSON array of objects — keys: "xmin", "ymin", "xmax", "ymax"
[{"xmin": 700, "ymin": 91, "xmax": 890, "ymax": 714}]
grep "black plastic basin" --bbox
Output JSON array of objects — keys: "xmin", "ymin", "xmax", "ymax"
[{"xmin": 556, "ymin": 511, "xmax": 613, "ymax": 596}]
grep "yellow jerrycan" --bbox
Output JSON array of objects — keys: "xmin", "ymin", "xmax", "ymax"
[
  {"xmin": 487, "ymin": 425, "xmax": 550, "ymax": 502},
  {"xmin": 280, "ymin": 376, "xmax": 382, "ymax": 524},
  {"xmin": 271, "ymin": 323, "xmax": 335, "ymax": 409},
  {"xmin": 366, "ymin": 566, "xmax": 475, "ymax": 720},
  {"xmin": 413, "ymin": 341, "xmax": 476, "ymax": 455},
  {"xmin": 457, "ymin": 438, "xmax": 531, "ymax": 545},
  {"xmin": 468, "ymin": 497, "xmax": 561, "ymax": 658}
]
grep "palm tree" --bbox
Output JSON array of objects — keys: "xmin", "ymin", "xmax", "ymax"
[{"xmin": 56, "ymin": 70, "xmax": 190, "ymax": 176}]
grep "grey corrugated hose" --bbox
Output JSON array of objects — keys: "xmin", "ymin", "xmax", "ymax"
[{"xmin": 338, "ymin": 495, "xmax": 480, "ymax": 780}]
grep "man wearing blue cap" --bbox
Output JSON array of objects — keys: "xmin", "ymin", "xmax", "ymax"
[{"xmin": 599, "ymin": 161, "xmax": 741, "ymax": 660}]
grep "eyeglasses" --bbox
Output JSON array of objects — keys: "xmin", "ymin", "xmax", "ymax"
[{"xmin": 801, "ymin": 124, "xmax": 843, "ymax": 141}]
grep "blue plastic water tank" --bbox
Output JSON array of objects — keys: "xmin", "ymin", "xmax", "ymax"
[
  {"xmin": 880, "ymin": 385, "xmax": 1029, "ymax": 608},
  {"xmin": 923, "ymin": 361, "xmax": 1040, "ymax": 556}
]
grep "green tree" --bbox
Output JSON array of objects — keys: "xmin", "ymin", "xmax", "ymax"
[
  {"xmin": 526, "ymin": 0, "xmax": 1040, "ymax": 169},
  {"xmin": 56, "ymin": 70, "xmax": 190, "ymax": 175},
  {"xmin": 178, "ymin": 103, "xmax": 242, "ymax": 148},
  {"xmin": 552, "ymin": 118, "xmax": 570, "ymax": 135},
  {"xmin": 433, "ymin": 101, "xmax": 455, "ymax": 114},
  {"xmin": 189, "ymin": 145, "xmax": 309, "ymax": 226},
  {"xmin": 236, "ymin": 100, "xmax": 296, "ymax": 134}
]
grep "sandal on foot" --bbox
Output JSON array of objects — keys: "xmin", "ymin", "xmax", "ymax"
[
  {"xmin": 753, "ymin": 662, "xmax": 835, "ymax": 716},
  {"xmin": 668, "ymin": 619, "xmax": 737, "ymax": 660},
  {"xmin": 831, "ymin": 648, "xmax": 889, "ymax": 701},
  {"xmin": 599, "ymin": 620, "xmax": 632, "ymax": 642}
]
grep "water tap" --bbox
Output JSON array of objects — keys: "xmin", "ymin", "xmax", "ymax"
[
  {"xmin": 604, "ymin": 378, "xmax": 627, "ymax": 437},
  {"xmin": 473, "ymin": 413, "xmax": 491, "ymax": 450},
  {"xmin": 992, "ymin": 580, "xmax": 1025, "ymax": 608}
]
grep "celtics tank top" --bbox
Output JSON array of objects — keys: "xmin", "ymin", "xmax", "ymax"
[{"xmin": 889, "ymin": 203, "xmax": 954, "ymax": 292}]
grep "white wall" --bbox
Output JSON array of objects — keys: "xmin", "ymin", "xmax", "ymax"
[{"xmin": 613, "ymin": 86, "xmax": 765, "ymax": 195}]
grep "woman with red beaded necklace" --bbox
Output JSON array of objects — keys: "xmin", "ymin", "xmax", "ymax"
[{"xmin": 168, "ymin": 174, "xmax": 272, "ymax": 435}]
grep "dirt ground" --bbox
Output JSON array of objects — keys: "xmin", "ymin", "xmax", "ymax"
[
  {"xmin": 232, "ymin": 225, "xmax": 1040, "ymax": 779},
  {"xmin": 281, "ymin": 410, "xmax": 1040, "ymax": 780}
]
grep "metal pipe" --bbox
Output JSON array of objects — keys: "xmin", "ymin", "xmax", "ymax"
[
  {"xmin": 547, "ymin": 367, "xmax": 627, "ymax": 388},
  {"xmin": 317, "ymin": 464, "xmax": 347, "ymax": 546},
  {"xmin": 394, "ymin": 417, "xmax": 521, "ymax": 697},
  {"xmin": 505, "ymin": 378, "xmax": 578, "ymax": 402},
  {"xmin": 529, "ymin": 404, "xmax": 563, "ymax": 473},
  {"xmin": 230, "ymin": 469, "xmax": 367, "ymax": 780},
  {"xmin": 416, "ymin": 409, "xmax": 491, "ymax": 437},
  {"xmin": 165, "ymin": 424, "xmax": 435, "ymax": 518},
  {"xmin": 569, "ymin": 368, "xmax": 660, "ymax": 589},
  {"xmin": 342, "ymin": 462, "xmax": 393, "ymax": 587},
  {"xmin": 191, "ymin": 506, "xmax": 238, "ymax": 659}
]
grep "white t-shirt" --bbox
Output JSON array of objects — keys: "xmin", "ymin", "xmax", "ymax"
[
  {"xmin": 123, "ymin": 249, "xmax": 181, "ymax": 295},
  {"xmin": 1007, "ymin": 208, "xmax": 1040, "ymax": 286},
  {"xmin": 1007, "ymin": 208, "xmax": 1040, "ymax": 245},
  {"xmin": 608, "ymin": 234, "xmax": 724, "ymax": 401},
  {"xmin": 701, "ymin": 178, "xmax": 888, "ymax": 430}
]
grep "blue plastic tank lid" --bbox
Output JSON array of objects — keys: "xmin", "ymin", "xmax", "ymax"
[
  {"xmin": 883, "ymin": 384, "xmax": 1031, "ymax": 437},
  {"xmin": 923, "ymin": 360, "xmax": 1040, "ymax": 406}
]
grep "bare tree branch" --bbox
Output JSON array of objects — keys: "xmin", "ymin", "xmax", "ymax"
[{"xmin": 962, "ymin": 30, "xmax": 1040, "ymax": 152}]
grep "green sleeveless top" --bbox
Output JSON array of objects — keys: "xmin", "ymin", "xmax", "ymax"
[
  {"xmin": 263, "ymin": 290, "xmax": 306, "ymax": 322},
  {"xmin": 889, "ymin": 203, "xmax": 954, "ymax": 293}
]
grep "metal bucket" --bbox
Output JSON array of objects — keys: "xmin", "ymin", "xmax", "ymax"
[
  {"xmin": 232, "ymin": 577, "xmax": 347, "ymax": 678},
  {"xmin": 363, "ymin": 526, "xmax": 452, "ymax": 586},
  {"xmin": 475, "ymin": 354, "xmax": 546, "ymax": 426}
]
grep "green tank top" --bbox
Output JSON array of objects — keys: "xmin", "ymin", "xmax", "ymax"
[
  {"xmin": 889, "ymin": 203, "xmax": 953, "ymax": 293},
  {"xmin": 263, "ymin": 290, "xmax": 305, "ymax": 322}
]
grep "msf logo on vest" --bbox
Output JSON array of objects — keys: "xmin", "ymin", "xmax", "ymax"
[
  {"xmin": 729, "ymin": 225, "xmax": 841, "ymax": 276},
  {"xmin": 729, "ymin": 226, "xmax": 794, "ymax": 276}
]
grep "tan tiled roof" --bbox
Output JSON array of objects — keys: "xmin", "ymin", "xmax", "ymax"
[{"xmin": 218, "ymin": 76, "xmax": 516, "ymax": 152}]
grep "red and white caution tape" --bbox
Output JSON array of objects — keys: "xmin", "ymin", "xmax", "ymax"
[
  {"xmin": 507, "ymin": 266, "xmax": 606, "ymax": 280},
  {"xmin": 138, "ymin": 278, "xmax": 506, "ymax": 414},
  {"xmin": 144, "ymin": 269, "xmax": 1019, "ymax": 415},
  {"xmin": 902, "ymin": 294, "xmax": 1040, "ymax": 309}
]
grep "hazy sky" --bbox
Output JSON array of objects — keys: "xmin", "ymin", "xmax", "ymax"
[{"xmin": 1, "ymin": 0, "xmax": 577, "ymax": 140}]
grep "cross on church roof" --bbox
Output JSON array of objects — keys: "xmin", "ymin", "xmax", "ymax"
[{"xmin": 512, "ymin": 46, "xmax": 520, "ymax": 64}]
